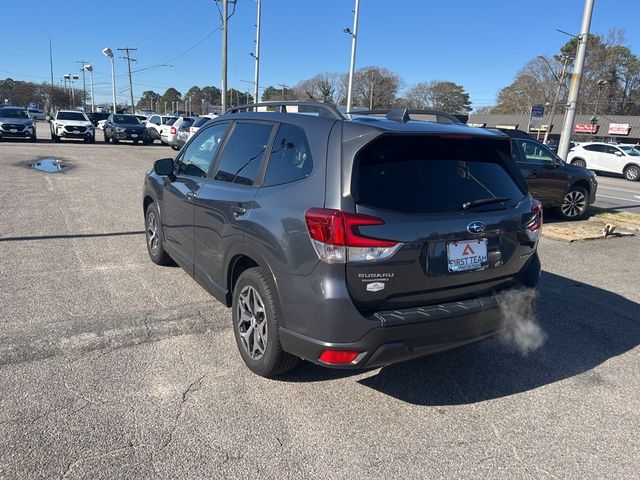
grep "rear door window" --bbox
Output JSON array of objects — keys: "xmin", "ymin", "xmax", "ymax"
[
  {"xmin": 264, "ymin": 124, "xmax": 313, "ymax": 186},
  {"xmin": 213, "ymin": 123, "xmax": 274, "ymax": 186},
  {"xmin": 583, "ymin": 144, "xmax": 604, "ymax": 152},
  {"xmin": 352, "ymin": 135, "xmax": 525, "ymax": 214}
]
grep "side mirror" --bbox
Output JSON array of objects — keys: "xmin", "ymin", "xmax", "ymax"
[
  {"xmin": 553, "ymin": 156, "xmax": 563, "ymax": 167},
  {"xmin": 154, "ymin": 158, "xmax": 175, "ymax": 176},
  {"xmin": 615, "ymin": 151, "xmax": 623, "ymax": 156}
]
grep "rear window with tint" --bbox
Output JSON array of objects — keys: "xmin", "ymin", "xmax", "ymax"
[
  {"xmin": 192, "ymin": 117, "xmax": 209, "ymax": 127},
  {"xmin": 352, "ymin": 135, "xmax": 526, "ymax": 214}
]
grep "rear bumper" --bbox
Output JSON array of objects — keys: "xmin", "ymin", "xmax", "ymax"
[
  {"xmin": 278, "ymin": 253, "xmax": 540, "ymax": 369},
  {"xmin": 280, "ymin": 293, "xmax": 507, "ymax": 368}
]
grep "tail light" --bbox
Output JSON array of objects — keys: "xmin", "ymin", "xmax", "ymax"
[
  {"xmin": 170, "ymin": 126, "xmax": 176, "ymax": 135},
  {"xmin": 304, "ymin": 208, "xmax": 401, "ymax": 263},
  {"xmin": 525, "ymin": 199, "xmax": 543, "ymax": 241},
  {"xmin": 319, "ymin": 349, "xmax": 362, "ymax": 365}
]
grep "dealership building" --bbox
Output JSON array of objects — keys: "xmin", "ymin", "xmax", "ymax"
[{"xmin": 466, "ymin": 113, "xmax": 640, "ymax": 144}]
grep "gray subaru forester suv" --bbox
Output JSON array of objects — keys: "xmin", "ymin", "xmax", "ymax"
[{"xmin": 143, "ymin": 102, "xmax": 542, "ymax": 377}]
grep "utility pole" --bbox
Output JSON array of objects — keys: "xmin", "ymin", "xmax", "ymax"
[
  {"xmin": 345, "ymin": 0, "xmax": 360, "ymax": 114},
  {"xmin": 557, "ymin": 0, "xmax": 595, "ymax": 160},
  {"xmin": 76, "ymin": 60, "xmax": 89, "ymax": 111},
  {"xmin": 543, "ymin": 55, "xmax": 571, "ymax": 144},
  {"xmin": 49, "ymin": 39, "xmax": 54, "ymax": 86},
  {"xmin": 221, "ymin": 0, "xmax": 229, "ymax": 112},
  {"xmin": 252, "ymin": 0, "xmax": 261, "ymax": 105},
  {"xmin": 278, "ymin": 84, "xmax": 289, "ymax": 101},
  {"xmin": 118, "ymin": 47, "xmax": 138, "ymax": 114}
]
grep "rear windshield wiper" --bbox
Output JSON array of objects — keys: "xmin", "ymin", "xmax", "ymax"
[{"xmin": 461, "ymin": 197, "xmax": 510, "ymax": 210}]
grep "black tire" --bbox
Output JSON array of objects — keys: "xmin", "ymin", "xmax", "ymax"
[
  {"xmin": 133, "ymin": 139, "xmax": 139, "ymax": 144},
  {"xmin": 144, "ymin": 203, "xmax": 172, "ymax": 266},
  {"xmin": 232, "ymin": 267, "xmax": 299, "ymax": 377},
  {"xmin": 624, "ymin": 165, "xmax": 640, "ymax": 182},
  {"xmin": 143, "ymin": 137, "xmax": 151, "ymax": 146},
  {"xmin": 103, "ymin": 132, "xmax": 109, "ymax": 143},
  {"xmin": 555, "ymin": 186, "xmax": 589, "ymax": 220},
  {"xmin": 171, "ymin": 144, "xmax": 179, "ymax": 151},
  {"xmin": 30, "ymin": 135, "xmax": 37, "ymax": 143},
  {"xmin": 52, "ymin": 132, "xmax": 60, "ymax": 142},
  {"xmin": 571, "ymin": 158, "xmax": 587, "ymax": 168},
  {"xmin": 111, "ymin": 137, "xmax": 119, "ymax": 144}
]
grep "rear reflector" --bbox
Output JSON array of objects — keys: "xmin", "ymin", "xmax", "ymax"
[
  {"xmin": 319, "ymin": 350, "xmax": 361, "ymax": 364},
  {"xmin": 304, "ymin": 208, "xmax": 401, "ymax": 263}
]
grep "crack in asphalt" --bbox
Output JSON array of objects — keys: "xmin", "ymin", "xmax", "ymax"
[
  {"xmin": 158, "ymin": 374, "xmax": 208, "ymax": 452},
  {"xmin": 60, "ymin": 441, "xmax": 138, "ymax": 480}
]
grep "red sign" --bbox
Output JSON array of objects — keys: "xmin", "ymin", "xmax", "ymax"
[{"xmin": 574, "ymin": 123, "xmax": 599, "ymax": 134}]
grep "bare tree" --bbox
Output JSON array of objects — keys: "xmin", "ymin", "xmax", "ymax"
[
  {"xmin": 344, "ymin": 66, "xmax": 401, "ymax": 109},
  {"xmin": 294, "ymin": 73, "xmax": 341, "ymax": 103},
  {"xmin": 404, "ymin": 81, "xmax": 472, "ymax": 112}
]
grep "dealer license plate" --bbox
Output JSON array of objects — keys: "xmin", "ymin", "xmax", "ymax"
[
  {"xmin": 131, "ymin": 134, "xmax": 138, "ymax": 138},
  {"xmin": 10, "ymin": 129, "xmax": 17, "ymax": 133},
  {"xmin": 447, "ymin": 239, "xmax": 488, "ymax": 273}
]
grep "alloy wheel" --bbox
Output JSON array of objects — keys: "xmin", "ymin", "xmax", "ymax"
[
  {"xmin": 146, "ymin": 211, "xmax": 159, "ymax": 255},
  {"xmin": 561, "ymin": 190, "xmax": 587, "ymax": 218},
  {"xmin": 625, "ymin": 166, "xmax": 639, "ymax": 181},
  {"xmin": 236, "ymin": 286, "xmax": 268, "ymax": 360}
]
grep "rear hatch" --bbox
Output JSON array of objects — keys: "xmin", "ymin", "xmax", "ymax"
[{"xmin": 344, "ymin": 133, "xmax": 539, "ymax": 312}]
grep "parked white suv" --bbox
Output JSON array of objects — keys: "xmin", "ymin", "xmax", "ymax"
[
  {"xmin": 50, "ymin": 110, "xmax": 95, "ymax": 143},
  {"xmin": 567, "ymin": 142, "xmax": 640, "ymax": 181},
  {"xmin": 145, "ymin": 115, "xmax": 176, "ymax": 143}
]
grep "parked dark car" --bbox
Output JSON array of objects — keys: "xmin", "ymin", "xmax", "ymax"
[
  {"xmin": 103, "ymin": 114, "xmax": 150, "ymax": 144},
  {"xmin": 545, "ymin": 138, "xmax": 576, "ymax": 154},
  {"xmin": 493, "ymin": 129, "xmax": 597, "ymax": 220},
  {"xmin": 143, "ymin": 102, "xmax": 542, "ymax": 377},
  {"xmin": 86, "ymin": 112, "xmax": 110, "ymax": 127}
]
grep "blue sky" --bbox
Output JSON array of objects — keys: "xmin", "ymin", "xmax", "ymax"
[{"xmin": 2, "ymin": 0, "xmax": 639, "ymax": 110}]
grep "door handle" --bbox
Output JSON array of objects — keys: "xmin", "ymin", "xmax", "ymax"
[
  {"xmin": 230, "ymin": 205, "xmax": 247, "ymax": 216},
  {"xmin": 529, "ymin": 170, "xmax": 538, "ymax": 177}
]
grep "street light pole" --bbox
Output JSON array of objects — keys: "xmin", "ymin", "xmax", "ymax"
[
  {"xmin": 84, "ymin": 65, "xmax": 95, "ymax": 113},
  {"xmin": 543, "ymin": 55, "xmax": 571, "ymax": 144},
  {"xmin": 345, "ymin": 0, "xmax": 360, "ymax": 114},
  {"xmin": 102, "ymin": 48, "xmax": 117, "ymax": 114},
  {"xmin": 558, "ymin": 0, "xmax": 595, "ymax": 160}
]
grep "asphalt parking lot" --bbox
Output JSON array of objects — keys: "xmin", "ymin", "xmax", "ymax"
[
  {"xmin": 1, "ymin": 128, "xmax": 639, "ymax": 479},
  {"xmin": 592, "ymin": 174, "xmax": 640, "ymax": 213}
]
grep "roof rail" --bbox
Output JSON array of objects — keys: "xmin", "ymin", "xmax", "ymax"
[
  {"xmin": 225, "ymin": 101, "xmax": 344, "ymax": 120},
  {"xmin": 348, "ymin": 109, "xmax": 464, "ymax": 125}
]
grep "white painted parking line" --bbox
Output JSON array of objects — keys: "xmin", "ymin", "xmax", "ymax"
[
  {"xmin": 598, "ymin": 186, "xmax": 640, "ymax": 195},
  {"xmin": 597, "ymin": 194, "xmax": 640, "ymax": 203}
]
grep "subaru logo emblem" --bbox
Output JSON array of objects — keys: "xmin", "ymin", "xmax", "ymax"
[{"xmin": 467, "ymin": 221, "xmax": 486, "ymax": 234}]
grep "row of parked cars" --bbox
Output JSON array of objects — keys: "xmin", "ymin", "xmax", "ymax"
[{"xmin": 0, "ymin": 105, "xmax": 217, "ymax": 149}]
